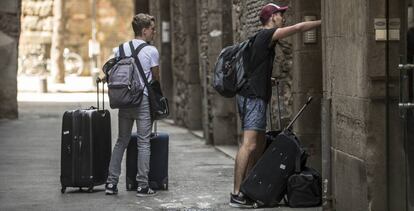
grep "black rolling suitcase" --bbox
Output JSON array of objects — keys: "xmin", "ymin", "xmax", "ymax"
[
  {"xmin": 126, "ymin": 122, "xmax": 169, "ymax": 190},
  {"xmin": 240, "ymin": 96, "xmax": 312, "ymax": 208},
  {"xmin": 60, "ymin": 79, "xmax": 111, "ymax": 193}
]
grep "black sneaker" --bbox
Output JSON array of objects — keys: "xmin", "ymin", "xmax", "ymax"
[
  {"xmin": 136, "ymin": 186, "xmax": 157, "ymax": 197},
  {"xmin": 105, "ymin": 183, "xmax": 118, "ymax": 195},
  {"xmin": 229, "ymin": 192, "xmax": 254, "ymax": 208}
]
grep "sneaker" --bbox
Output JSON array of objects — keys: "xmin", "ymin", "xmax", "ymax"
[
  {"xmin": 136, "ymin": 186, "xmax": 157, "ymax": 197},
  {"xmin": 229, "ymin": 192, "xmax": 254, "ymax": 208},
  {"xmin": 105, "ymin": 183, "xmax": 118, "ymax": 195}
]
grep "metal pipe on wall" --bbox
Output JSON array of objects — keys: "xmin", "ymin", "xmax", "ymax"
[
  {"xmin": 321, "ymin": 0, "xmax": 333, "ymax": 209},
  {"xmin": 321, "ymin": 98, "xmax": 332, "ymax": 210},
  {"xmin": 385, "ymin": 0, "xmax": 390, "ymax": 209}
]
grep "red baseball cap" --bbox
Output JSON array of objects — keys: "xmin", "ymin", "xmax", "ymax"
[{"xmin": 259, "ymin": 3, "xmax": 288, "ymax": 25}]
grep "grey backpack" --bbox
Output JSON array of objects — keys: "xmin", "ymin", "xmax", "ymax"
[{"xmin": 103, "ymin": 41, "xmax": 148, "ymax": 109}]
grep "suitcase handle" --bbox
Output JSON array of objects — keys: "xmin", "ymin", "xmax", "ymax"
[
  {"xmin": 96, "ymin": 77, "xmax": 106, "ymax": 110},
  {"xmin": 269, "ymin": 78, "xmax": 283, "ymax": 130},
  {"xmin": 284, "ymin": 96, "xmax": 313, "ymax": 131},
  {"xmin": 275, "ymin": 80, "xmax": 282, "ymax": 130},
  {"xmin": 153, "ymin": 121, "xmax": 158, "ymax": 135}
]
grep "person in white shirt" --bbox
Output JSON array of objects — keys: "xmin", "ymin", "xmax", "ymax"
[{"xmin": 105, "ymin": 13, "xmax": 159, "ymax": 197}]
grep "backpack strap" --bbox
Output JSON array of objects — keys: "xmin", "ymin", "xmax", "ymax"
[
  {"xmin": 129, "ymin": 41, "xmax": 149, "ymax": 57},
  {"xmin": 130, "ymin": 42, "xmax": 154, "ymax": 120},
  {"xmin": 119, "ymin": 43, "xmax": 126, "ymax": 57},
  {"xmin": 243, "ymin": 34, "xmax": 258, "ymax": 80},
  {"xmin": 129, "ymin": 41, "xmax": 150, "ymax": 82},
  {"xmin": 129, "ymin": 41, "xmax": 151, "ymax": 85}
]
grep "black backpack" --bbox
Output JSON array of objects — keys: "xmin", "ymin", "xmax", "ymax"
[{"xmin": 212, "ymin": 35, "xmax": 256, "ymax": 98}]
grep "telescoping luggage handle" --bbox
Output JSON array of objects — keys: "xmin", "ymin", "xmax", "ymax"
[
  {"xmin": 285, "ymin": 96, "xmax": 313, "ymax": 131},
  {"xmin": 269, "ymin": 78, "xmax": 283, "ymax": 130},
  {"xmin": 153, "ymin": 121, "xmax": 158, "ymax": 135},
  {"xmin": 288, "ymin": 96, "xmax": 312, "ymax": 174},
  {"xmin": 96, "ymin": 77, "xmax": 105, "ymax": 110},
  {"xmin": 269, "ymin": 78, "xmax": 313, "ymax": 131}
]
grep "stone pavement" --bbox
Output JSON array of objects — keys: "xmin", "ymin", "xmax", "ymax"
[{"xmin": 0, "ymin": 92, "xmax": 320, "ymax": 211}]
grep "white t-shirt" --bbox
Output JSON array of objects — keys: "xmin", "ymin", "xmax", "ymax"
[{"xmin": 113, "ymin": 39, "xmax": 159, "ymax": 96}]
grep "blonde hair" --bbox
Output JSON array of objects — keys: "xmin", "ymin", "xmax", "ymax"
[{"xmin": 132, "ymin": 13, "xmax": 155, "ymax": 36}]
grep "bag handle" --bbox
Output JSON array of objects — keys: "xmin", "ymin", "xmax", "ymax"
[
  {"xmin": 153, "ymin": 121, "xmax": 158, "ymax": 135},
  {"xmin": 284, "ymin": 96, "xmax": 313, "ymax": 131},
  {"xmin": 96, "ymin": 77, "xmax": 105, "ymax": 110},
  {"xmin": 269, "ymin": 77, "xmax": 283, "ymax": 130},
  {"xmin": 275, "ymin": 80, "xmax": 282, "ymax": 130}
]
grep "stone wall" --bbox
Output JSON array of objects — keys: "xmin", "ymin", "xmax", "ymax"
[
  {"xmin": 64, "ymin": 0, "xmax": 91, "ymax": 75},
  {"xmin": 197, "ymin": 0, "xmax": 237, "ymax": 145},
  {"xmin": 0, "ymin": 0, "xmax": 21, "ymax": 119},
  {"xmin": 170, "ymin": 0, "xmax": 188, "ymax": 126},
  {"xmin": 149, "ymin": 0, "xmax": 173, "ymax": 116},
  {"xmin": 291, "ymin": 0, "xmax": 322, "ymax": 171},
  {"xmin": 323, "ymin": 0, "xmax": 371, "ymax": 209},
  {"xmin": 170, "ymin": 0, "xmax": 202, "ymax": 130},
  {"xmin": 96, "ymin": 0, "xmax": 134, "ymax": 67},
  {"xmin": 197, "ymin": 0, "xmax": 214, "ymax": 143},
  {"xmin": 19, "ymin": 0, "xmax": 53, "ymax": 75},
  {"xmin": 322, "ymin": 0, "xmax": 404, "ymax": 209},
  {"xmin": 18, "ymin": 0, "xmax": 133, "ymax": 77}
]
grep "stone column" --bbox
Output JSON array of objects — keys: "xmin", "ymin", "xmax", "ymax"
[
  {"xmin": 149, "ymin": 0, "xmax": 173, "ymax": 114},
  {"xmin": 212, "ymin": 0, "xmax": 238, "ymax": 145},
  {"xmin": 322, "ymin": 0, "xmax": 403, "ymax": 210},
  {"xmin": 196, "ymin": 0, "xmax": 238, "ymax": 145},
  {"xmin": 197, "ymin": 0, "xmax": 212, "ymax": 143},
  {"xmin": 323, "ymin": 0, "xmax": 372, "ymax": 209},
  {"xmin": 170, "ymin": 0, "xmax": 202, "ymax": 130},
  {"xmin": 157, "ymin": 1, "xmax": 173, "ymax": 117},
  {"xmin": 50, "ymin": 0, "xmax": 65, "ymax": 83},
  {"xmin": 291, "ymin": 0, "xmax": 323, "ymax": 171},
  {"xmin": 0, "ymin": 0, "xmax": 21, "ymax": 119}
]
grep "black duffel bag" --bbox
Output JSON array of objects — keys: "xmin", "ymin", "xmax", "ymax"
[
  {"xmin": 285, "ymin": 166, "xmax": 322, "ymax": 208},
  {"xmin": 147, "ymin": 80, "xmax": 169, "ymax": 120},
  {"xmin": 129, "ymin": 43, "xmax": 169, "ymax": 120}
]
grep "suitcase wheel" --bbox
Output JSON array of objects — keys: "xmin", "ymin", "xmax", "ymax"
[{"xmin": 61, "ymin": 186, "xmax": 66, "ymax": 194}]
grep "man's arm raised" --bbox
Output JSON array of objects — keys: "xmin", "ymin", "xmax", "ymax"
[{"xmin": 272, "ymin": 20, "xmax": 321, "ymax": 41}]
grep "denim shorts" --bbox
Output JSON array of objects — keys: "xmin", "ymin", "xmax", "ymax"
[{"xmin": 236, "ymin": 95, "xmax": 267, "ymax": 131}]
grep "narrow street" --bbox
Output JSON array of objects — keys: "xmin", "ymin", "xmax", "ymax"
[{"xmin": 0, "ymin": 93, "xmax": 320, "ymax": 211}]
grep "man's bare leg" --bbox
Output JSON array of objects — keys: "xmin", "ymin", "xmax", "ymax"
[
  {"xmin": 244, "ymin": 131, "xmax": 266, "ymax": 179},
  {"xmin": 233, "ymin": 130, "xmax": 261, "ymax": 194}
]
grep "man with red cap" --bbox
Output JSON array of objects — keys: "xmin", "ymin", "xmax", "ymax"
[{"xmin": 230, "ymin": 3, "xmax": 321, "ymax": 208}]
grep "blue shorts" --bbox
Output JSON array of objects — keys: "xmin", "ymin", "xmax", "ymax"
[{"xmin": 236, "ymin": 95, "xmax": 267, "ymax": 131}]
